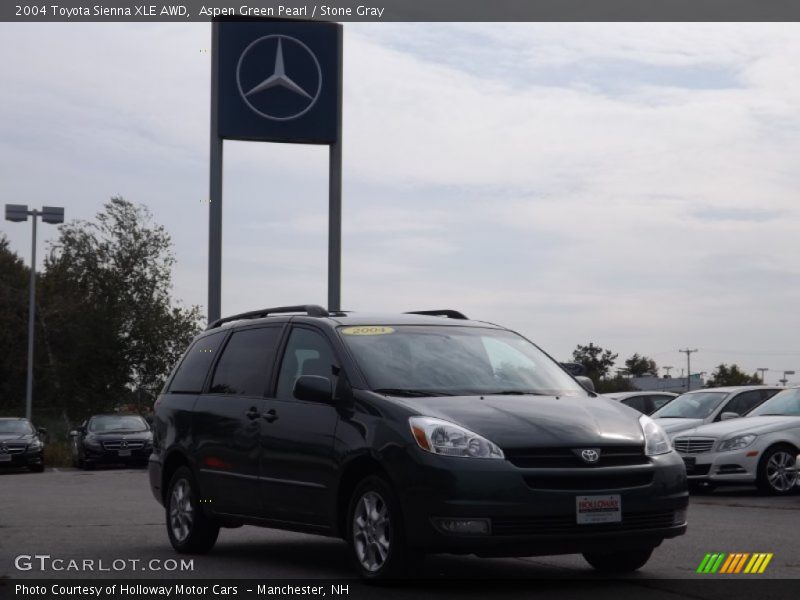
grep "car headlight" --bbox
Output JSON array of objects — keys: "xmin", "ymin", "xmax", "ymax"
[
  {"xmin": 640, "ymin": 414, "xmax": 671, "ymax": 456},
  {"xmin": 717, "ymin": 434, "xmax": 757, "ymax": 452},
  {"xmin": 409, "ymin": 417, "xmax": 504, "ymax": 459},
  {"xmin": 28, "ymin": 439, "xmax": 43, "ymax": 450},
  {"xmin": 83, "ymin": 437, "xmax": 102, "ymax": 449}
]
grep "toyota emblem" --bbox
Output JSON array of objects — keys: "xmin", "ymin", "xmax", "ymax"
[{"xmin": 580, "ymin": 449, "xmax": 600, "ymax": 464}]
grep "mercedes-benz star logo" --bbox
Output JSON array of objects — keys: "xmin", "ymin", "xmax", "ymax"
[
  {"xmin": 120, "ymin": 441, "xmax": 128, "ymax": 449},
  {"xmin": 236, "ymin": 34, "xmax": 322, "ymax": 122},
  {"xmin": 580, "ymin": 449, "xmax": 601, "ymax": 464}
]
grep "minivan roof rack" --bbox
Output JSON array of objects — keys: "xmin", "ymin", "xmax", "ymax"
[
  {"xmin": 207, "ymin": 305, "xmax": 329, "ymax": 329},
  {"xmin": 405, "ymin": 309, "xmax": 468, "ymax": 320}
]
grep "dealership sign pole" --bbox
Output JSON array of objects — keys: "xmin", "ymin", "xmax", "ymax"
[{"xmin": 208, "ymin": 18, "xmax": 343, "ymax": 323}]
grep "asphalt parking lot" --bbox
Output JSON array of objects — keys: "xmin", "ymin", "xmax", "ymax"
[{"xmin": 1, "ymin": 467, "xmax": 798, "ymax": 590}]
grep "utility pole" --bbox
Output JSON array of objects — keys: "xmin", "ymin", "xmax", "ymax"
[
  {"xmin": 663, "ymin": 366, "xmax": 673, "ymax": 378},
  {"xmin": 757, "ymin": 368, "xmax": 769, "ymax": 384},
  {"xmin": 679, "ymin": 349, "xmax": 698, "ymax": 392}
]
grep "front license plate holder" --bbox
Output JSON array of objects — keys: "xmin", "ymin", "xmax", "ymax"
[
  {"xmin": 118, "ymin": 449, "xmax": 131, "ymax": 457},
  {"xmin": 576, "ymin": 494, "xmax": 622, "ymax": 524},
  {"xmin": 0, "ymin": 454, "xmax": 11, "ymax": 462}
]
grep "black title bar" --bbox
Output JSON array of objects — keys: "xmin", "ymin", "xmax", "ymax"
[{"xmin": 4, "ymin": 0, "xmax": 800, "ymax": 22}]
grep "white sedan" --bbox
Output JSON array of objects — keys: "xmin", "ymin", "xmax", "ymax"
[{"xmin": 672, "ymin": 387, "xmax": 800, "ymax": 495}]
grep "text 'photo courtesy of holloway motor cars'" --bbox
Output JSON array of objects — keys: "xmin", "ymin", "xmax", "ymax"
[{"xmin": 149, "ymin": 306, "xmax": 687, "ymax": 580}]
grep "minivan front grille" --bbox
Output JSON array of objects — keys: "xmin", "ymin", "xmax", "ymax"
[
  {"xmin": 492, "ymin": 510, "xmax": 676, "ymax": 536},
  {"xmin": 524, "ymin": 471, "xmax": 654, "ymax": 491},
  {"xmin": 504, "ymin": 445, "xmax": 648, "ymax": 468},
  {"xmin": 674, "ymin": 438, "xmax": 715, "ymax": 454}
]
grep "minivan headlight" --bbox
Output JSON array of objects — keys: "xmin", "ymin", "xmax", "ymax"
[
  {"xmin": 640, "ymin": 415, "xmax": 671, "ymax": 456},
  {"xmin": 718, "ymin": 434, "xmax": 757, "ymax": 452},
  {"xmin": 409, "ymin": 417, "xmax": 504, "ymax": 459}
]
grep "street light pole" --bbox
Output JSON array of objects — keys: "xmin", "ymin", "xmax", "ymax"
[
  {"xmin": 679, "ymin": 348, "xmax": 698, "ymax": 392},
  {"xmin": 757, "ymin": 368, "xmax": 769, "ymax": 384},
  {"xmin": 25, "ymin": 211, "xmax": 37, "ymax": 422},
  {"xmin": 5, "ymin": 204, "xmax": 64, "ymax": 421}
]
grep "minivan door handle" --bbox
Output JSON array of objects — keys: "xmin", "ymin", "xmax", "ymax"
[
  {"xmin": 245, "ymin": 407, "xmax": 260, "ymax": 420},
  {"xmin": 262, "ymin": 409, "xmax": 279, "ymax": 423}
]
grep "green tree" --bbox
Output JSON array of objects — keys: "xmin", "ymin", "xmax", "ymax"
[
  {"xmin": 37, "ymin": 198, "xmax": 202, "ymax": 419},
  {"xmin": 705, "ymin": 364, "xmax": 760, "ymax": 388},
  {"xmin": 572, "ymin": 343, "xmax": 618, "ymax": 387},
  {"xmin": 0, "ymin": 235, "xmax": 29, "ymax": 413},
  {"xmin": 624, "ymin": 353, "xmax": 659, "ymax": 378}
]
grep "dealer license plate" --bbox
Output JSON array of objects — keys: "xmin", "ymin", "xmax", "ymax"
[
  {"xmin": 576, "ymin": 494, "xmax": 622, "ymax": 524},
  {"xmin": 0, "ymin": 454, "xmax": 11, "ymax": 462},
  {"xmin": 118, "ymin": 449, "xmax": 131, "ymax": 457}
]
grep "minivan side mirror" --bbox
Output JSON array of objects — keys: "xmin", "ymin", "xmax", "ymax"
[
  {"xmin": 576, "ymin": 376, "xmax": 595, "ymax": 393},
  {"xmin": 720, "ymin": 411, "xmax": 740, "ymax": 421},
  {"xmin": 294, "ymin": 375, "xmax": 333, "ymax": 404}
]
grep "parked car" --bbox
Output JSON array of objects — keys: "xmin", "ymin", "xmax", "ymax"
[
  {"xmin": 149, "ymin": 305, "xmax": 687, "ymax": 579},
  {"xmin": 0, "ymin": 417, "xmax": 46, "ymax": 472},
  {"xmin": 652, "ymin": 386, "xmax": 782, "ymax": 436},
  {"xmin": 601, "ymin": 392, "xmax": 677, "ymax": 415},
  {"xmin": 70, "ymin": 414, "xmax": 153, "ymax": 469},
  {"xmin": 673, "ymin": 386, "xmax": 800, "ymax": 494}
]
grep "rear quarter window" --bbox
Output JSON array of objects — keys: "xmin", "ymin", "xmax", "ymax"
[{"xmin": 169, "ymin": 332, "xmax": 226, "ymax": 394}]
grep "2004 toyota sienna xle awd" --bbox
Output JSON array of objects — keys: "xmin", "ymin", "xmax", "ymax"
[{"xmin": 149, "ymin": 305, "xmax": 688, "ymax": 579}]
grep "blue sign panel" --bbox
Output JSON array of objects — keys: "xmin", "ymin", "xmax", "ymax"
[{"xmin": 216, "ymin": 19, "xmax": 341, "ymax": 144}]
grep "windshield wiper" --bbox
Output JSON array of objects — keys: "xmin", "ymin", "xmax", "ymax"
[{"xmin": 373, "ymin": 388, "xmax": 454, "ymax": 397}]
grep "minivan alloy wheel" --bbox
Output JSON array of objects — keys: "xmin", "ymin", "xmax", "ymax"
[
  {"xmin": 353, "ymin": 491, "xmax": 392, "ymax": 572},
  {"xmin": 766, "ymin": 450, "xmax": 797, "ymax": 492},
  {"xmin": 169, "ymin": 479, "xmax": 194, "ymax": 543}
]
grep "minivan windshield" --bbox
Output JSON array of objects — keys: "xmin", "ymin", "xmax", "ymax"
[
  {"xmin": 750, "ymin": 388, "xmax": 800, "ymax": 417},
  {"xmin": 652, "ymin": 391, "xmax": 727, "ymax": 419},
  {"xmin": 88, "ymin": 415, "xmax": 148, "ymax": 433},
  {"xmin": 339, "ymin": 325, "xmax": 585, "ymax": 397}
]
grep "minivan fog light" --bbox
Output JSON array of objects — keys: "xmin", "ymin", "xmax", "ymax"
[{"xmin": 435, "ymin": 518, "xmax": 491, "ymax": 535}]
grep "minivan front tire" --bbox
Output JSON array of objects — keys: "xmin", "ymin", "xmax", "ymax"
[
  {"xmin": 166, "ymin": 466, "xmax": 219, "ymax": 554},
  {"xmin": 583, "ymin": 547, "xmax": 654, "ymax": 572},
  {"xmin": 347, "ymin": 476, "xmax": 412, "ymax": 580}
]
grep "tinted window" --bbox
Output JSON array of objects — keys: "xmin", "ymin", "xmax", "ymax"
[
  {"xmin": 722, "ymin": 391, "xmax": 764, "ymax": 418},
  {"xmin": 622, "ymin": 396, "xmax": 649, "ymax": 413},
  {"xmin": 210, "ymin": 327, "xmax": 282, "ymax": 396},
  {"xmin": 169, "ymin": 332, "xmax": 225, "ymax": 394},
  {"xmin": 276, "ymin": 328, "xmax": 338, "ymax": 399},
  {"xmin": 651, "ymin": 395, "xmax": 674, "ymax": 411}
]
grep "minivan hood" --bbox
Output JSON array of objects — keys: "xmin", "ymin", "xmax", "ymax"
[
  {"xmin": 653, "ymin": 417, "xmax": 704, "ymax": 435},
  {"xmin": 395, "ymin": 394, "xmax": 644, "ymax": 449},
  {"xmin": 676, "ymin": 416, "xmax": 800, "ymax": 439}
]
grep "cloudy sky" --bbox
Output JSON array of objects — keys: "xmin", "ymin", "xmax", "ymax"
[{"xmin": 1, "ymin": 23, "xmax": 799, "ymax": 383}]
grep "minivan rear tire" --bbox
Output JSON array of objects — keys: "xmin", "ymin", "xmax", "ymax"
[
  {"xmin": 583, "ymin": 547, "xmax": 654, "ymax": 572},
  {"xmin": 346, "ymin": 476, "xmax": 411, "ymax": 581},
  {"xmin": 165, "ymin": 466, "xmax": 219, "ymax": 554}
]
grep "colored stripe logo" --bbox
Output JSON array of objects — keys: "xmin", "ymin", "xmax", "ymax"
[{"xmin": 697, "ymin": 553, "xmax": 773, "ymax": 574}]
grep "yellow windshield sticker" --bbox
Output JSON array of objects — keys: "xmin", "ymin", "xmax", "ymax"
[{"xmin": 341, "ymin": 326, "xmax": 395, "ymax": 336}]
